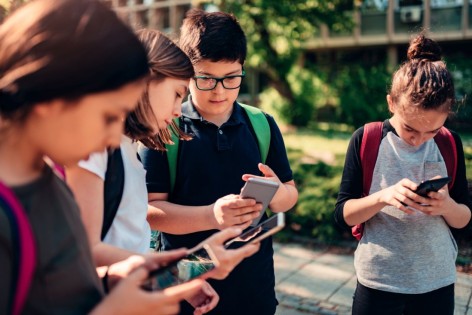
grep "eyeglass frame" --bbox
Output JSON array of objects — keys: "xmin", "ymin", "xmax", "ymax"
[{"xmin": 192, "ymin": 69, "xmax": 246, "ymax": 91}]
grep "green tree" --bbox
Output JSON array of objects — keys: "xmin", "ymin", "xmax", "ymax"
[{"xmin": 211, "ymin": 0, "xmax": 354, "ymax": 126}]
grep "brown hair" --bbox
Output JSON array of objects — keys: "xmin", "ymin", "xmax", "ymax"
[
  {"xmin": 125, "ymin": 29, "xmax": 194, "ymax": 150},
  {"xmin": 179, "ymin": 8, "xmax": 246, "ymax": 65},
  {"xmin": 0, "ymin": 0, "xmax": 148, "ymax": 123},
  {"xmin": 389, "ymin": 34, "xmax": 455, "ymax": 113}
]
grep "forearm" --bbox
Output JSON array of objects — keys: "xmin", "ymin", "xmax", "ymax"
[
  {"xmin": 343, "ymin": 190, "xmax": 386, "ymax": 226},
  {"xmin": 443, "ymin": 200, "xmax": 471, "ymax": 229},
  {"xmin": 269, "ymin": 182, "xmax": 298, "ymax": 212},
  {"xmin": 147, "ymin": 201, "xmax": 216, "ymax": 234},
  {"xmin": 92, "ymin": 242, "xmax": 139, "ymax": 267}
]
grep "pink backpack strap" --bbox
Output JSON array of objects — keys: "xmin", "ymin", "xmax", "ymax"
[
  {"xmin": 352, "ymin": 122, "xmax": 383, "ymax": 241},
  {"xmin": 360, "ymin": 122, "xmax": 383, "ymax": 196},
  {"xmin": 434, "ymin": 127, "xmax": 457, "ymax": 190},
  {"xmin": 0, "ymin": 182, "xmax": 36, "ymax": 315}
]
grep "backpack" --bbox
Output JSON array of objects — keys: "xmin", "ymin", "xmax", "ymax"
[
  {"xmin": 352, "ymin": 121, "xmax": 457, "ymax": 240},
  {"xmin": 165, "ymin": 103, "xmax": 271, "ymax": 192},
  {"xmin": 0, "ymin": 182, "xmax": 37, "ymax": 315},
  {"xmin": 101, "ymin": 147, "xmax": 125, "ymax": 240}
]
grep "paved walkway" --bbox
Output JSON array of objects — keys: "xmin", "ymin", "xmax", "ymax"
[{"xmin": 273, "ymin": 242, "xmax": 472, "ymax": 315}]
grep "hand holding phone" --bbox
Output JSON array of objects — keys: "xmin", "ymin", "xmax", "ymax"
[
  {"xmin": 240, "ymin": 177, "xmax": 280, "ymax": 226},
  {"xmin": 414, "ymin": 176, "xmax": 451, "ymax": 198},
  {"xmin": 224, "ymin": 213, "xmax": 285, "ymax": 249},
  {"xmin": 142, "ymin": 244, "xmax": 218, "ymax": 291}
]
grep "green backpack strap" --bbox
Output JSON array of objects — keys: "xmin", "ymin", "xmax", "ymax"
[
  {"xmin": 166, "ymin": 105, "xmax": 270, "ymax": 193},
  {"xmin": 239, "ymin": 103, "xmax": 270, "ymax": 164},
  {"xmin": 165, "ymin": 117, "xmax": 180, "ymax": 194}
]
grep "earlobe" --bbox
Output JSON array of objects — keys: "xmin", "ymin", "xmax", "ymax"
[{"xmin": 386, "ymin": 94, "xmax": 395, "ymax": 113}]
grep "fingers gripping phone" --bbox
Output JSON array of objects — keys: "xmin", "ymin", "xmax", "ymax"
[
  {"xmin": 414, "ymin": 176, "xmax": 451, "ymax": 198},
  {"xmin": 142, "ymin": 245, "xmax": 218, "ymax": 291},
  {"xmin": 240, "ymin": 178, "xmax": 280, "ymax": 226},
  {"xmin": 224, "ymin": 213, "xmax": 285, "ymax": 249}
]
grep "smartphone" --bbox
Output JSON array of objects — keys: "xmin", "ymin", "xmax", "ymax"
[
  {"xmin": 225, "ymin": 212, "xmax": 285, "ymax": 249},
  {"xmin": 240, "ymin": 177, "xmax": 280, "ymax": 226},
  {"xmin": 414, "ymin": 176, "xmax": 451, "ymax": 197},
  {"xmin": 142, "ymin": 244, "xmax": 218, "ymax": 291}
]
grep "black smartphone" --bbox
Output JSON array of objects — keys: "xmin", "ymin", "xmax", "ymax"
[
  {"xmin": 142, "ymin": 244, "xmax": 218, "ymax": 291},
  {"xmin": 224, "ymin": 213, "xmax": 285, "ymax": 249},
  {"xmin": 414, "ymin": 176, "xmax": 451, "ymax": 197},
  {"xmin": 240, "ymin": 177, "xmax": 280, "ymax": 226}
]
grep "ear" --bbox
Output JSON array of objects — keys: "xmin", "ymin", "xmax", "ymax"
[
  {"xmin": 32, "ymin": 99, "xmax": 65, "ymax": 118},
  {"xmin": 386, "ymin": 94, "xmax": 395, "ymax": 114}
]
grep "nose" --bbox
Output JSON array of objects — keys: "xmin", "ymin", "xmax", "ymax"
[
  {"xmin": 173, "ymin": 103, "xmax": 182, "ymax": 118},
  {"xmin": 212, "ymin": 80, "xmax": 225, "ymax": 93},
  {"xmin": 106, "ymin": 120, "xmax": 124, "ymax": 148}
]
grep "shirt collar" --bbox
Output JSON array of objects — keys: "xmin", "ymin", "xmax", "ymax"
[{"xmin": 181, "ymin": 95, "xmax": 248, "ymax": 126}]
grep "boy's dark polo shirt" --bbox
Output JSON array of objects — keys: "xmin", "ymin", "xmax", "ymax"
[{"xmin": 140, "ymin": 100, "xmax": 293, "ymax": 315}]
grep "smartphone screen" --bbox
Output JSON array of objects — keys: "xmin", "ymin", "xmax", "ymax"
[
  {"xmin": 142, "ymin": 246, "xmax": 216, "ymax": 291},
  {"xmin": 240, "ymin": 178, "xmax": 280, "ymax": 226},
  {"xmin": 225, "ymin": 213, "xmax": 285, "ymax": 249}
]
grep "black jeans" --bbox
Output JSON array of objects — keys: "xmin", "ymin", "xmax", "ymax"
[{"xmin": 352, "ymin": 281, "xmax": 454, "ymax": 315}]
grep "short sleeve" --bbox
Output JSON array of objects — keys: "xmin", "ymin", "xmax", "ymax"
[{"xmin": 77, "ymin": 149, "xmax": 108, "ymax": 180}]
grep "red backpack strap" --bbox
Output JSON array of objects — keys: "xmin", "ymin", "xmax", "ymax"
[
  {"xmin": 360, "ymin": 122, "xmax": 383, "ymax": 196},
  {"xmin": 0, "ymin": 182, "xmax": 36, "ymax": 315},
  {"xmin": 352, "ymin": 122, "xmax": 383, "ymax": 241},
  {"xmin": 434, "ymin": 127, "xmax": 457, "ymax": 190}
]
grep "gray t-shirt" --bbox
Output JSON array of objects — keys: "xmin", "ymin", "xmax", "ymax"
[
  {"xmin": 0, "ymin": 166, "xmax": 103, "ymax": 314},
  {"xmin": 355, "ymin": 130, "xmax": 457, "ymax": 294}
]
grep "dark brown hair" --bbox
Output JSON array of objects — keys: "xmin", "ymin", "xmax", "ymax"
[
  {"xmin": 0, "ymin": 0, "xmax": 148, "ymax": 122},
  {"xmin": 125, "ymin": 29, "xmax": 193, "ymax": 150},
  {"xmin": 389, "ymin": 34, "xmax": 455, "ymax": 113},
  {"xmin": 179, "ymin": 8, "xmax": 247, "ymax": 65}
]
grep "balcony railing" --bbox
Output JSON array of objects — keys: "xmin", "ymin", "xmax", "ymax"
[
  {"xmin": 305, "ymin": 1, "xmax": 472, "ymax": 50},
  {"xmin": 103, "ymin": 0, "xmax": 192, "ymax": 34}
]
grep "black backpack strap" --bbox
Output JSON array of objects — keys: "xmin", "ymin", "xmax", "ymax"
[{"xmin": 101, "ymin": 147, "xmax": 125, "ymax": 240}]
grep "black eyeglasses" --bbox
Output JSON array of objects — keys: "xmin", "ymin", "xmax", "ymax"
[{"xmin": 193, "ymin": 70, "xmax": 245, "ymax": 91}]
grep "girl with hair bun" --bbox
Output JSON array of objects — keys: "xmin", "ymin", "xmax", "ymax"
[{"xmin": 335, "ymin": 34, "xmax": 472, "ymax": 314}]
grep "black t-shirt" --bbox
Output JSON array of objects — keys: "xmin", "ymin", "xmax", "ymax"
[{"xmin": 140, "ymin": 100, "xmax": 293, "ymax": 315}]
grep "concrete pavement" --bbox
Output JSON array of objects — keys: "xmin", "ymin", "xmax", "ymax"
[{"xmin": 273, "ymin": 242, "xmax": 472, "ymax": 315}]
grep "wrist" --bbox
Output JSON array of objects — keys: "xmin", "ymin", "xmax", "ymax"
[{"xmin": 205, "ymin": 204, "xmax": 218, "ymax": 230}]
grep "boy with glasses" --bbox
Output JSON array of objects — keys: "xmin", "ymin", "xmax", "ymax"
[{"xmin": 139, "ymin": 9, "xmax": 298, "ymax": 315}]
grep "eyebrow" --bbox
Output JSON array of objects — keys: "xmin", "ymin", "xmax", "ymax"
[
  {"xmin": 404, "ymin": 123, "xmax": 442, "ymax": 133},
  {"xmin": 196, "ymin": 69, "xmax": 242, "ymax": 77}
]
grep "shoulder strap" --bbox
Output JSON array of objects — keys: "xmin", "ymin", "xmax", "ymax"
[
  {"xmin": 102, "ymin": 147, "xmax": 125, "ymax": 240},
  {"xmin": 165, "ymin": 118, "xmax": 181, "ymax": 195},
  {"xmin": 360, "ymin": 122, "xmax": 383, "ymax": 197},
  {"xmin": 166, "ymin": 106, "xmax": 271, "ymax": 193},
  {"xmin": 239, "ymin": 103, "xmax": 271, "ymax": 164},
  {"xmin": 352, "ymin": 121, "xmax": 383, "ymax": 241},
  {"xmin": 0, "ymin": 182, "xmax": 36, "ymax": 315},
  {"xmin": 434, "ymin": 127, "xmax": 457, "ymax": 190}
]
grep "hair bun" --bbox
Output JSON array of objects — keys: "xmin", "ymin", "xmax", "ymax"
[{"xmin": 407, "ymin": 34, "xmax": 442, "ymax": 61}]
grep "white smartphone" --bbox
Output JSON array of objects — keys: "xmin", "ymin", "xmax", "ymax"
[
  {"xmin": 142, "ymin": 244, "xmax": 218, "ymax": 291},
  {"xmin": 240, "ymin": 177, "xmax": 280, "ymax": 226},
  {"xmin": 224, "ymin": 212, "xmax": 285, "ymax": 249}
]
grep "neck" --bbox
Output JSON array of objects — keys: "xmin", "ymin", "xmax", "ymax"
[{"xmin": 0, "ymin": 127, "xmax": 45, "ymax": 186}]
